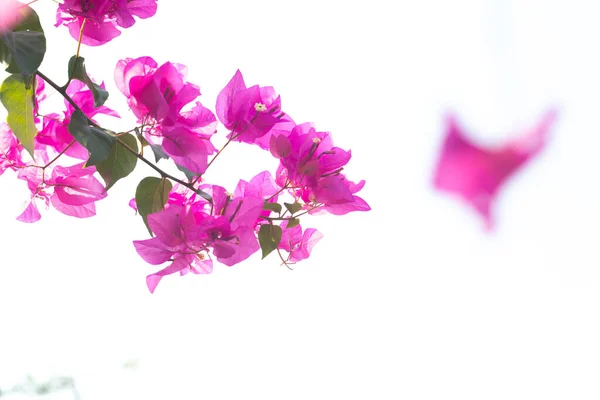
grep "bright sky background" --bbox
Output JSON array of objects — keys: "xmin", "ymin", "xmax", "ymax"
[{"xmin": 1, "ymin": 0, "xmax": 600, "ymax": 399}]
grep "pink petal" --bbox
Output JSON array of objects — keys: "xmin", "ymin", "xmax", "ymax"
[
  {"xmin": 216, "ymin": 69, "xmax": 246, "ymax": 129},
  {"xmin": 16, "ymin": 199, "xmax": 41, "ymax": 223},
  {"xmin": 161, "ymin": 127, "xmax": 209, "ymax": 174},
  {"xmin": 133, "ymin": 237, "xmax": 174, "ymax": 265},
  {"xmin": 290, "ymin": 228, "xmax": 323, "ymax": 262}
]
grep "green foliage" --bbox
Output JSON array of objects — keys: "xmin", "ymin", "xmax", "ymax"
[
  {"xmin": 149, "ymin": 143, "xmax": 169, "ymax": 162},
  {"xmin": 176, "ymin": 164, "xmax": 197, "ymax": 182},
  {"xmin": 258, "ymin": 223, "xmax": 283, "ymax": 259},
  {"xmin": 96, "ymin": 134, "xmax": 138, "ymax": 190},
  {"xmin": 263, "ymin": 202, "xmax": 282, "ymax": 214},
  {"xmin": 67, "ymin": 56, "xmax": 109, "ymax": 107},
  {"xmin": 0, "ymin": 6, "xmax": 46, "ymax": 77},
  {"xmin": 135, "ymin": 177, "xmax": 172, "ymax": 234},
  {"xmin": 67, "ymin": 110, "xmax": 116, "ymax": 166},
  {"xmin": 286, "ymin": 218, "xmax": 300, "ymax": 228},
  {"xmin": 0, "ymin": 74, "xmax": 36, "ymax": 157},
  {"xmin": 284, "ymin": 202, "xmax": 303, "ymax": 215}
]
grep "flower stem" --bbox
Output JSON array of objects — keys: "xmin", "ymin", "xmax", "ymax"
[{"xmin": 76, "ymin": 19, "xmax": 86, "ymax": 58}]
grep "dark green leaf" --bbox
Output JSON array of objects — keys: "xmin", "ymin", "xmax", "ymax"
[
  {"xmin": 135, "ymin": 177, "xmax": 172, "ymax": 235},
  {"xmin": 194, "ymin": 187, "xmax": 213, "ymax": 203},
  {"xmin": 0, "ymin": 74, "xmax": 36, "ymax": 157},
  {"xmin": 149, "ymin": 143, "xmax": 169, "ymax": 162},
  {"xmin": 67, "ymin": 110, "xmax": 116, "ymax": 166},
  {"xmin": 67, "ymin": 56, "xmax": 108, "ymax": 107},
  {"xmin": 263, "ymin": 202, "xmax": 282, "ymax": 214},
  {"xmin": 176, "ymin": 163, "xmax": 197, "ymax": 182},
  {"xmin": 96, "ymin": 134, "xmax": 138, "ymax": 190},
  {"xmin": 258, "ymin": 224, "xmax": 282, "ymax": 259},
  {"xmin": 284, "ymin": 202, "xmax": 303, "ymax": 215},
  {"xmin": 2, "ymin": 31, "xmax": 45, "ymax": 76},
  {"xmin": 286, "ymin": 218, "xmax": 300, "ymax": 228},
  {"xmin": 0, "ymin": 6, "xmax": 45, "ymax": 76}
]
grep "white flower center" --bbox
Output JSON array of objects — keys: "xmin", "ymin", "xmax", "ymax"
[{"xmin": 254, "ymin": 102, "xmax": 267, "ymax": 112}]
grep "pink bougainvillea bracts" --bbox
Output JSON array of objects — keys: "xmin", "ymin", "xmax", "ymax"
[
  {"xmin": 17, "ymin": 162, "xmax": 107, "ymax": 222},
  {"xmin": 115, "ymin": 56, "xmax": 217, "ymax": 174},
  {"xmin": 1, "ymin": 0, "xmax": 370, "ymax": 294},
  {"xmin": 56, "ymin": 0, "xmax": 158, "ymax": 46},
  {"xmin": 270, "ymin": 122, "xmax": 370, "ymax": 215},
  {"xmin": 432, "ymin": 110, "xmax": 557, "ymax": 230},
  {"xmin": 216, "ymin": 69, "xmax": 285, "ymax": 147},
  {"xmin": 0, "ymin": 0, "xmax": 27, "ymax": 32}
]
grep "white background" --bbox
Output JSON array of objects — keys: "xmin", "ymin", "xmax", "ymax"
[{"xmin": 1, "ymin": 0, "xmax": 600, "ymax": 399}]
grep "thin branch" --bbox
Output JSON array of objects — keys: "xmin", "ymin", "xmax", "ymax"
[{"xmin": 36, "ymin": 70, "xmax": 213, "ymax": 203}]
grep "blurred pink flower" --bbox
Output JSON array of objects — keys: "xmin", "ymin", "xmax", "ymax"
[
  {"xmin": 55, "ymin": 0, "xmax": 157, "ymax": 46},
  {"xmin": 0, "ymin": 0, "xmax": 27, "ymax": 32},
  {"xmin": 433, "ymin": 109, "xmax": 558, "ymax": 230}
]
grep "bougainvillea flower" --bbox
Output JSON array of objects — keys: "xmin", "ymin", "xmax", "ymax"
[
  {"xmin": 133, "ymin": 205, "xmax": 214, "ymax": 293},
  {"xmin": 55, "ymin": 0, "xmax": 158, "ymax": 46},
  {"xmin": 133, "ymin": 191, "xmax": 265, "ymax": 292},
  {"xmin": 115, "ymin": 57, "xmax": 217, "ymax": 174},
  {"xmin": 216, "ymin": 69, "xmax": 285, "ymax": 144},
  {"xmin": 16, "ymin": 163, "xmax": 107, "ymax": 222},
  {"xmin": 278, "ymin": 220, "xmax": 323, "ymax": 263},
  {"xmin": 115, "ymin": 57, "xmax": 200, "ymax": 123},
  {"xmin": 273, "ymin": 123, "xmax": 351, "ymax": 188},
  {"xmin": 158, "ymin": 103, "xmax": 218, "ymax": 174},
  {"xmin": 0, "ymin": 123, "xmax": 25, "ymax": 175},
  {"xmin": 0, "ymin": 0, "xmax": 27, "ymax": 32},
  {"xmin": 269, "ymin": 122, "xmax": 369, "ymax": 215},
  {"xmin": 321, "ymin": 178, "xmax": 371, "ymax": 215},
  {"xmin": 432, "ymin": 110, "xmax": 557, "ymax": 230}
]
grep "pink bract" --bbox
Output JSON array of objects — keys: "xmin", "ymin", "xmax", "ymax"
[
  {"xmin": 216, "ymin": 70, "xmax": 285, "ymax": 145},
  {"xmin": 55, "ymin": 0, "xmax": 158, "ymax": 46},
  {"xmin": 271, "ymin": 122, "xmax": 370, "ymax": 215},
  {"xmin": 432, "ymin": 110, "xmax": 557, "ymax": 230},
  {"xmin": 115, "ymin": 57, "xmax": 216, "ymax": 174},
  {"xmin": 278, "ymin": 220, "xmax": 323, "ymax": 263},
  {"xmin": 0, "ymin": 0, "xmax": 27, "ymax": 32},
  {"xmin": 16, "ymin": 163, "xmax": 107, "ymax": 223}
]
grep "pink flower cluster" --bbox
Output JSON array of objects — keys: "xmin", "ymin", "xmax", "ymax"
[
  {"xmin": 2, "ymin": 2, "xmax": 370, "ymax": 293},
  {"xmin": 0, "ymin": 78, "xmax": 115, "ymax": 222},
  {"xmin": 115, "ymin": 56, "xmax": 217, "ymax": 174},
  {"xmin": 134, "ymin": 172, "xmax": 323, "ymax": 293},
  {"xmin": 56, "ymin": 0, "xmax": 158, "ymax": 46},
  {"xmin": 117, "ymin": 65, "xmax": 370, "ymax": 292}
]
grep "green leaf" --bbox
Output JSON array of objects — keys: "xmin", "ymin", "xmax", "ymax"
[
  {"xmin": 135, "ymin": 177, "xmax": 172, "ymax": 234},
  {"xmin": 0, "ymin": 74, "xmax": 36, "ymax": 157},
  {"xmin": 284, "ymin": 202, "xmax": 303, "ymax": 215},
  {"xmin": 96, "ymin": 134, "xmax": 138, "ymax": 190},
  {"xmin": 258, "ymin": 224, "xmax": 283, "ymax": 259},
  {"xmin": 67, "ymin": 56, "xmax": 108, "ymax": 107},
  {"xmin": 286, "ymin": 218, "xmax": 300, "ymax": 228},
  {"xmin": 194, "ymin": 187, "xmax": 213, "ymax": 203},
  {"xmin": 176, "ymin": 163, "xmax": 197, "ymax": 182},
  {"xmin": 0, "ymin": 6, "xmax": 45, "ymax": 77},
  {"xmin": 263, "ymin": 202, "xmax": 282, "ymax": 214},
  {"xmin": 2, "ymin": 31, "xmax": 45, "ymax": 76},
  {"xmin": 67, "ymin": 110, "xmax": 116, "ymax": 166},
  {"xmin": 149, "ymin": 143, "xmax": 169, "ymax": 162}
]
